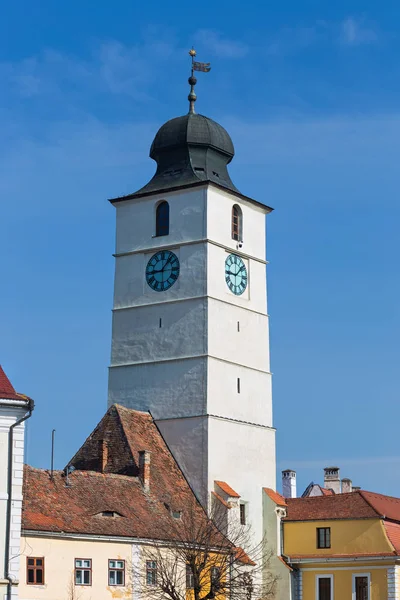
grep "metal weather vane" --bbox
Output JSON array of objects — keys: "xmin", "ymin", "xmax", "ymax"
[{"xmin": 188, "ymin": 48, "xmax": 211, "ymax": 114}]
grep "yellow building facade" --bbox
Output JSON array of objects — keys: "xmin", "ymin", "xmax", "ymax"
[{"xmin": 265, "ymin": 487, "xmax": 400, "ymax": 600}]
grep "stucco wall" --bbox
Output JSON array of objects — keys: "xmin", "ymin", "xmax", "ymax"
[
  {"xmin": 108, "ymin": 357, "xmax": 207, "ymax": 418},
  {"xmin": 301, "ymin": 567, "xmax": 388, "ymax": 600},
  {"xmin": 115, "ymin": 188, "xmax": 206, "ymax": 255},
  {"xmin": 208, "ymin": 417, "xmax": 276, "ymax": 544},
  {"xmin": 19, "ymin": 536, "xmax": 133, "ymax": 600},
  {"xmin": 206, "ymin": 186, "xmax": 268, "ymax": 261},
  {"xmin": 0, "ymin": 404, "xmax": 27, "ymax": 599},
  {"xmin": 113, "ymin": 243, "xmax": 207, "ymax": 310},
  {"xmin": 284, "ymin": 519, "xmax": 393, "ymax": 557},
  {"xmin": 207, "ymin": 358, "xmax": 272, "ymax": 426},
  {"xmin": 108, "ymin": 183, "xmax": 275, "ymax": 549},
  {"xmin": 262, "ymin": 494, "xmax": 292, "ymax": 600}
]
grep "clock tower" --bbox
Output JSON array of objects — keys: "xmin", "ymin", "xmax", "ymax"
[{"xmin": 107, "ymin": 71, "xmax": 276, "ymax": 540}]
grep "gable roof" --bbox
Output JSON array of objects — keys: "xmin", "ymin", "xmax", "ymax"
[
  {"xmin": 215, "ymin": 481, "xmax": 240, "ymax": 498},
  {"xmin": 22, "ymin": 405, "xmax": 227, "ymax": 546},
  {"xmin": 263, "ymin": 488, "xmax": 287, "ymax": 506},
  {"xmin": 0, "ymin": 365, "xmax": 22, "ymax": 400}
]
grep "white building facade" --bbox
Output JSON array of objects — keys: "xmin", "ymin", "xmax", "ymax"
[
  {"xmin": 108, "ymin": 110, "xmax": 276, "ymax": 542},
  {"xmin": 0, "ymin": 366, "xmax": 33, "ymax": 600}
]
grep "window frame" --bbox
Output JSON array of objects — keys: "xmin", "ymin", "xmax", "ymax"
[
  {"xmin": 108, "ymin": 559, "xmax": 125, "ymax": 586},
  {"xmin": 155, "ymin": 201, "xmax": 170, "ymax": 237},
  {"xmin": 26, "ymin": 556, "xmax": 45, "ymax": 585},
  {"xmin": 211, "ymin": 566, "xmax": 221, "ymax": 587},
  {"xmin": 186, "ymin": 564, "xmax": 194, "ymax": 589},
  {"xmin": 74, "ymin": 558, "xmax": 92, "ymax": 586},
  {"xmin": 240, "ymin": 502, "xmax": 246, "ymax": 525},
  {"xmin": 352, "ymin": 573, "xmax": 370, "ymax": 600},
  {"xmin": 231, "ymin": 204, "xmax": 243, "ymax": 242},
  {"xmin": 146, "ymin": 560, "xmax": 157, "ymax": 586},
  {"xmin": 317, "ymin": 527, "xmax": 331, "ymax": 549},
  {"xmin": 316, "ymin": 574, "xmax": 333, "ymax": 600}
]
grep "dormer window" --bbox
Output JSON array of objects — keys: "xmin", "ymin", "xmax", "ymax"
[
  {"xmin": 232, "ymin": 205, "xmax": 243, "ymax": 241},
  {"xmin": 96, "ymin": 511, "xmax": 122, "ymax": 518},
  {"xmin": 156, "ymin": 201, "xmax": 169, "ymax": 237},
  {"xmin": 171, "ymin": 510, "xmax": 182, "ymax": 519}
]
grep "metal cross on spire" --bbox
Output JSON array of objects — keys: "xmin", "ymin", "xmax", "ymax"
[{"xmin": 188, "ymin": 48, "xmax": 211, "ymax": 114}]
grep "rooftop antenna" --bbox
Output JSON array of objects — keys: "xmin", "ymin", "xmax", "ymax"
[
  {"xmin": 50, "ymin": 429, "xmax": 55, "ymax": 480},
  {"xmin": 188, "ymin": 48, "xmax": 211, "ymax": 114}
]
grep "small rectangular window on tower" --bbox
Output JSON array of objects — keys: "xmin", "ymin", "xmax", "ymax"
[
  {"xmin": 237, "ymin": 378, "xmax": 241, "ymax": 393},
  {"xmin": 237, "ymin": 321, "xmax": 240, "ymax": 332},
  {"xmin": 159, "ymin": 318, "xmax": 162, "ymax": 328},
  {"xmin": 240, "ymin": 503, "xmax": 246, "ymax": 525}
]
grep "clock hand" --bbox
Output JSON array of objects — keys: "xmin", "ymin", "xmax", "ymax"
[{"xmin": 162, "ymin": 256, "xmax": 173, "ymax": 270}]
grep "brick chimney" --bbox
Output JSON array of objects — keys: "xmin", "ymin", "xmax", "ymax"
[
  {"xmin": 341, "ymin": 478, "xmax": 352, "ymax": 493},
  {"xmin": 99, "ymin": 439, "xmax": 109, "ymax": 473},
  {"xmin": 139, "ymin": 450, "xmax": 151, "ymax": 492},
  {"xmin": 282, "ymin": 469, "xmax": 297, "ymax": 498},
  {"xmin": 324, "ymin": 467, "xmax": 341, "ymax": 494}
]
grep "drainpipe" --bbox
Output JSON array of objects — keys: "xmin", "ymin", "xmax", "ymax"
[{"xmin": 5, "ymin": 397, "xmax": 34, "ymax": 600}]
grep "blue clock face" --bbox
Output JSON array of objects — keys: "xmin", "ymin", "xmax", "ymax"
[
  {"xmin": 146, "ymin": 250, "xmax": 180, "ymax": 292},
  {"xmin": 225, "ymin": 254, "xmax": 248, "ymax": 296}
]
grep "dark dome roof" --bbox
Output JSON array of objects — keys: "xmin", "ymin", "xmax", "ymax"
[
  {"xmin": 112, "ymin": 112, "xmax": 240, "ymax": 200},
  {"xmin": 150, "ymin": 113, "xmax": 235, "ymax": 161}
]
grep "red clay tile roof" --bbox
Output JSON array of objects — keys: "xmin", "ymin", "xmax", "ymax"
[
  {"xmin": 0, "ymin": 365, "xmax": 22, "ymax": 400},
  {"xmin": 285, "ymin": 492, "xmax": 379, "ymax": 521},
  {"xmin": 360, "ymin": 491, "xmax": 400, "ymax": 522},
  {"xmin": 215, "ymin": 481, "xmax": 240, "ymax": 498},
  {"xmin": 320, "ymin": 487, "xmax": 335, "ymax": 496},
  {"xmin": 263, "ymin": 488, "xmax": 287, "ymax": 506},
  {"xmin": 384, "ymin": 522, "xmax": 400, "ymax": 554},
  {"xmin": 22, "ymin": 405, "xmax": 227, "ymax": 545},
  {"xmin": 235, "ymin": 547, "xmax": 256, "ymax": 566}
]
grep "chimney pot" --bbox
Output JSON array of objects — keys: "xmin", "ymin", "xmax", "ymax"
[
  {"xmin": 282, "ymin": 469, "xmax": 297, "ymax": 498},
  {"xmin": 139, "ymin": 450, "xmax": 151, "ymax": 492},
  {"xmin": 324, "ymin": 466, "xmax": 341, "ymax": 494},
  {"xmin": 99, "ymin": 440, "xmax": 108, "ymax": 473},
  {"xmin": 341, "ymin": 478, "xmax": 353, "ymax": 493}
]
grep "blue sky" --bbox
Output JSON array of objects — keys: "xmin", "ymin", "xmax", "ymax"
[{"xmin": 1, "ymin": 1, "xmax": 400, "ymax": 497}]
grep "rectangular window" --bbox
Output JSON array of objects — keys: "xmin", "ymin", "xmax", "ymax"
[
  {"xmin": 237, "ymin": 378, "xmax": 241, "ymax": 393},
  {"xmin": 240, "ymin": 503, "xmax": 246, "ymax": 525},
  {"xmin": 186, "ymin": 564, "xmax": 194, "ymax": 589},
  {"xmin": 353, "ymin": 574, "xmax": 370, "ymax": 600},
  {"xmin": 211, "ymin": 567, "xmax": 221, "ymax": 588},
  {"xmin": 317, "ymin": 575, "xmax": 333, "ymax": 600},
  {"xmin": 75, "ymin": 559, "xmax": 92, "ymax": 586},
  {"xmin": 317, "ymin": 527, "xmax": 331, "ymax": 548},
  {"xmin": 146, "ymin": 560, "xmax": 157, "ymax": 585},
  {"xmin": 27, "ymin": 557, "xmax": 45, "ymax": 585},
  {"xmin": 109, "ymin": 560, "xmax": 125, "ymax": 586}
]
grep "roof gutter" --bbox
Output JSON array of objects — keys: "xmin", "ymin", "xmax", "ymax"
[{"xmin": 5, "ymin": 396, "xmax": 34, "ymax": 600}]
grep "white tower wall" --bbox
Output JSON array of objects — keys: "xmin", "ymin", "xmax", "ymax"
[{"xmin": 108, "ymin": 183, "xmax": 276, "ymax": 540}]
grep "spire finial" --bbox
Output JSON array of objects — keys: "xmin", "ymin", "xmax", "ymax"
[{"xmin": 188, "ymin": 48, "xmax": 211, "ymax": 114}]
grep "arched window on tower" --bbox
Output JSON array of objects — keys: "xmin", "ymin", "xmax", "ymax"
[
  {"xmin": 156, "ymin": 201, "xmax": 169, "ymax": 236},
  {"xmin": 231, "ymin": 204, "xmax": 243, "ymax": 241}
]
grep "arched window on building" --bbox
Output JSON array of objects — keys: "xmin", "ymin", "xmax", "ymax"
[
  {"xmin": 156, "ymin": 201, "xmax": 169, "ymax": 236},
  {"xmin": 231, "ymin": 204, "xmax": 243, "ymax": 241}
]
